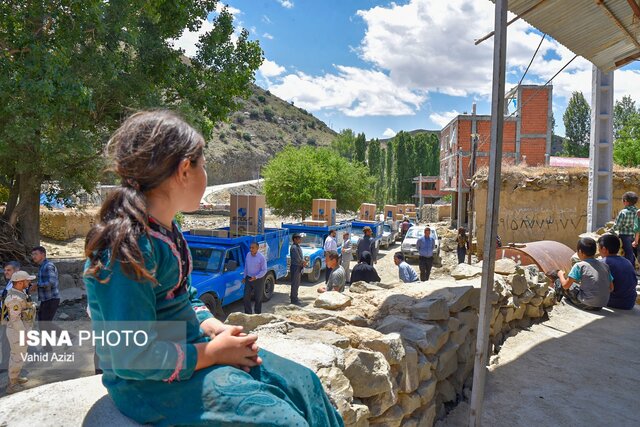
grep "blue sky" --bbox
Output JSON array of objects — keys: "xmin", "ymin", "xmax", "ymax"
[{"xmin": 174, "ymin": 0, "xmax": 640, "ymax": 139}]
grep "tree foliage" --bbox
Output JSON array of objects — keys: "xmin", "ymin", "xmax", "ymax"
[
  {"xmin": 613, "ymin": 113, "xmax": 640, "ymax": 167},
  {"xmin": 613, "ymin": 95, "xmax": 639, "ymax": 140},
  {"xmin": 354, "ymin": 132, "xmax": 367, "ymax": 164},
  {"xmin": 330, "ymin": 129, "xmax": 356, "ymax": 160},
  {"xmin": 263, "ymin": 146, "xmax": 374, "ymax": 219},
  {"xmin": 562, "ymin": 91, "xmax": 591, "ymax": 157},
  {"xmin": 0, "ymin": 0, "xmax": 262, "ymax": 247}
]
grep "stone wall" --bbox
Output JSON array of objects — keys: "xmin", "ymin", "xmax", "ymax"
[
  {"xmin": 473, "ymin": 168, "xmax": 640, "ymax": 252},
  {"xmin": 40, "ymin": 208, "xmax": 100, "ymax": 240},
  {"xmin": 227, "ymin": 259, "xmax": 556, "ymax": 427},
  {"xmin": 420, "ymin": 205, "xmax": 451, "ymax": 223}
]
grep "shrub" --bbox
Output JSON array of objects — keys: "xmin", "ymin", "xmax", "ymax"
[
  {"xmin": 307, "ymin": 137, "xmax": 317, "ymax": 146},
  {"xmin": 230, "ymin": 124, "xmax": 237, "ymax": 131},
  {"xmin": 263, "ymin": 107, "xmax": 275, "ymax": 121},
  {"xmin": 235, "ymin": 115, "xmax": 245, "ymax": 124},
  {"xmin": 242, "ymin": 133, "xmax": 252, "ymax": 141},
  {"xmin": 257, "ymin": 95, "xmax": 266, "ymax": 103},
  {"xmin": 249, "ymin": 109, "xmax": 260, "ymax": 119}
]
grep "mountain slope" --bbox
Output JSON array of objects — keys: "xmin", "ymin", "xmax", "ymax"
[{"xmin": 205, "ymin": 84, "xmax": 337, "ymax": 184}]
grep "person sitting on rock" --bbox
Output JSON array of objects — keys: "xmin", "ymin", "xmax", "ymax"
[
  {"xmin": 349, "ymin": 251, "xmax": 381, "ymax": 284},
  {"xmin": 597, "ymin": 234, "xmax": 637, "ymax": 310},
  {"xmin": 317, "ymin": 252, "xmax": 346, "ymax": 293},
  {"xmin": 394, "ymin": 252, "xmax": 418, "ymax": 283},
  {"xmin": 555, "ymin": 237, "xmax": 613, "ymax": 311}
]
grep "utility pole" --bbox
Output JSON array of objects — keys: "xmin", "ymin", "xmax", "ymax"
[
  {"xmin": 469, "ymin": 0, "xmax": 507, "ymax": 425},
  {"xmin": 457, "ymin": 148, "xmax": 464, "ymax": 229},
  {"xmin": 419, "ymin": 173, "xmax": 423, "ymax": 210},
  {"xmin": 467, "ymin": 134, "xmax": 478, "ymax": 264}
]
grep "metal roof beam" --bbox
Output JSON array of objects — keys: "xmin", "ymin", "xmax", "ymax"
[
  {"xmin": 627, "ymin": 0, "xmax": 640, "ymax": 18},
  {"xmin": 596, "ymin": 0, "xmax": 640, "ymax": 50}
]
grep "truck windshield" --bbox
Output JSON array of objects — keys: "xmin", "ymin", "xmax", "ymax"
[
  {"xmin": 383, "ymin": 224, "xmax": 391, "ymax": 233},
  {"xmin": 189, "ymin": 247, "xmax": 224, "ymax": 272},
  {"xmin": 351, "ymin": 229, "xmax": 364, "ymax": 238},
  {"xmin": 296, "ymin": 234, "xmax": 324, "ymax": 248}
]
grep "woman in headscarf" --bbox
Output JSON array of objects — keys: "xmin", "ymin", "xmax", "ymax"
[{"xmin": 349, "ymin": 251, "xmax": 381, "ymax": 284}]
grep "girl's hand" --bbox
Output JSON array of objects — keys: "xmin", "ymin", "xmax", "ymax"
[
  {"xmin": 199, "ymin": 326, "xmax": 262, "ymax": 372},
  {"xmin": 200, "ymin": 318, "xmax": 233, "ymax": 338}
]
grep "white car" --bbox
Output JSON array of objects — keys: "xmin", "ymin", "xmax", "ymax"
[{"xmin": 401, "ymin": 226, "xmax": 440, "ymax": 261}]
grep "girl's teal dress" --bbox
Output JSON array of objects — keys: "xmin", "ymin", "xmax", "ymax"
[{"xmin": 84, "ymin": 219, "xmax": 343, "ymax": 426}]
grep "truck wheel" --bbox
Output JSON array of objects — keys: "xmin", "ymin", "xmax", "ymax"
[
  {"xmin": 199, "ymin": 292, "xmax": 225, "ymax": 321},
  {"xmin": 263, "ymin": 272, "xmax": 276, "ymax": 301},
  {"xmin": 306, "ymin": 259, "xmax": 322, "ymax": 282}
]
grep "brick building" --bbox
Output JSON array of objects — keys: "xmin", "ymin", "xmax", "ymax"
[
  {"xmin": 413, "ymin": 175, "xmax": 447, "ymax": 205},
  {"xmin": 439, "ymin": 85, "xmax": 553, "ymax": 224}
]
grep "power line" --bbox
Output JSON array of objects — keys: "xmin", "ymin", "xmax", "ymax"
[{"xmin": 518, "ymin": 33, "xmax": 546, "ymax": 87}]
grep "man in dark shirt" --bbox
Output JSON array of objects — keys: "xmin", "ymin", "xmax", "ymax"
[
  {"xmin": 350, "ymin": 252, "xmax": 381, "ymax": 284},
  {"xmin": 598, "ymin": 234, "xmax": 637, "ymax": 310},
  {"xmin": 289, "ymin": 234, "xmax": 306, "ymax": 305},
  {"xmin": 357, "ymin": 226, "xmax": 377, "ymax": 265}
]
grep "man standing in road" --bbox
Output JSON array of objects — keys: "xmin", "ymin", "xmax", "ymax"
[
  {"xmin": 243, "ymin": 242, "xmax": 267, "ymax": 314},
  {"xmin": 324, "ymin": 229, "xmax": 338, "ymax": 284},
  {"xmin": 416, "ymin": 227, "xmax": 435, "ymax": 281},
  {"xmin": 357, "ymin": 226, "xmax": 377, "ymax": 265},
  {"xmin": 341, "ymin": 232, "xmax": 352, "ymax": 284},
  {"xmin": 32, "ymin": 246, "xmax": 60, "ymax": 350},
  {"xmin": 289, "ymin": 234, "xmax": 306, "ymax": 305},
  {"xmin": 1, "ymin": 261, "xmax": 22, "ymax": 373}
]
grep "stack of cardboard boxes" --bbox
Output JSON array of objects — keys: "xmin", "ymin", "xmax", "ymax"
[
  {"xmin": 395, "ymin": 204, "xmax": 417, "ymax": 220},
  {"xmin": 383, "ymin": 204, "xmax": 397, "ymax": 221},
  {"xmin": 304, "ymin": 199, "xmax": 337, "ymax": 226},
  {"xmin": 230, "ymin": 194, "xmax": 265, "ymax": 236},
  {"xmin": 358, "ymin": 203, "xmax": 377, "ymax": 222}
]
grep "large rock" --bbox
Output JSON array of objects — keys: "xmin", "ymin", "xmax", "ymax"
[
  {"xmin": 316, "ymin": 367, "xmax": 354, "ymax": 419},
  {"xmin": 258, "ymin": 334, "xmax": 344, "ymax": 371},
  {"xmin": 450, "ymin": 264, "xmax": 482, "ymax": 280},
  {"xmin": 410, "ymin": 404, "xmax": 436, "ymax": 427},
  {"xmin": 362, "ymin": 389, "xmax": 398, "ymax": 418},
  {"xmin": 435, "ymin": 343, "xmax": 459, "ymax": 381},
  {"xmin": 418, "ymin": 352, "xmax": 435, "ymax": 381},
  {"xmin": 509, "ymin": 274, "xmax": 528, "ymax": 295},
  {"xmin": 412, "ymin": 296, "xmax": 450, "ymax": 321},
  {"xmin": 349, "ymin": 281, "xmax": 384, "ymax": 293},
  {"xmin": 416, "ymin": 379, "xmax": 437, "ymax": 405},
  {"xmin": 315, "ymin": 292, "xmax": 353, "ymax": 310},
  {"xmin": 288, "ymin": 328, "xmax": 351, "ymax": 349},
  {"xmin": 525, "ymin": 304, "xmax": 544, "ymax": 318},
  {"xmin": 398, "ymin": 392, "xmax": 422, "ymax": 417},
  {"xmin": 494, "ymin": 258, "xmax": 517, "ymax": 275},
  {"xmin": 225, "ymin": 312, "xmax": 280, "ymax": 332},
  {"xmin": 377, "ymin": 316, "xmax": 449, "ymax": 355},
  {"xmin": 332, "ymin": 325, "xmax": 405, "ymax": 364},
  {"xmin": 543, "ymin": 288, "xmax": 557, "ymax": 307},
  {"xmin": 369, "ymin": 404, "xmax": 404, "ymax": 427},
  {"xmin": 437, "ymin": 379, "xmax": 457, "ymax": 403},
  {"xmin": 343, "ymin": 349, "xmax": 393, "ymax": 398},
  {"xmin": 396, "ymin": 345, "xmax": 419, "ymax": 393},
  {"xmin": 432, "ymin": 285, "xmax": 480, "ymax": 313},
  {"xmin": 517, "ymin": 289, "xmax": 536, "ymax": 304},
  {"xmin": 454, "ymin": 310, "xmax": 479, "ymax": 330}
]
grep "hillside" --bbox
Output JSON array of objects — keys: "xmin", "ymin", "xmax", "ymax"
[
  {"xmin": 205, "ymin": 84, "xmax": 337, "ymax": 184},
  {"xmin": 378, "ymin": 128, "xmax": 440, "ymax": 145}
]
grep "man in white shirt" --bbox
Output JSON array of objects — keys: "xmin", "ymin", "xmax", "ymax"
[{"xmin": 324, "ymin": 230, "xmax": 338, "ymax": 284}]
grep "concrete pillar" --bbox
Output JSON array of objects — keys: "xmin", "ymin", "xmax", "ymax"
[{"xmin": 587, "ymin": 65, "xmax": 614, "ymax": 232}]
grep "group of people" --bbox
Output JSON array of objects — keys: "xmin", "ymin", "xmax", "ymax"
[
  {"xmin": 1, "ymin": 246, "xmax": 60, "ymax": 394},
  {"xmin": 553, "ymin": 191, "xmax": 640, "ymax": 312}
]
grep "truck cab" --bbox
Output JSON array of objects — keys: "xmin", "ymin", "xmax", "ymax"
[
  {"xmin": 381, "ymin": 220, "xmax": 399, "ymax": 249},
  {"xmin": 350, "ymin": 219, "xmax": 384, "ymax": 260},
  {"xmin": 184, "ymin": 228, "xmax": 289, "ymax": 319},
  {"xmin": 281, "ymin": 221, "xmax": 351, "ymax": 282}
]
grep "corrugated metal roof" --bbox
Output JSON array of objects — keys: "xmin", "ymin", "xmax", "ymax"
[{"xmin": 502, "ymin": 0, "xmax": 640, "ymax": 71}]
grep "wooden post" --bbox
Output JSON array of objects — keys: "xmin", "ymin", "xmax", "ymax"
[{"xmin": 469, "ymin": 0, "xmax": 507, "ymax": 425}]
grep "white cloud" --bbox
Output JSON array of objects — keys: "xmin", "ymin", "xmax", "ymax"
[
  {"xmin": 382, "ymin": 128, "xmax": 397, "ymax": 138},
  {"xmin": 170, "ymin": 19, "xmax": 215, "ymax": 58},
  {"xmin": 263, "ymin": 33, "xmax": 274, "ymax": 40},
  {"xmin": 170, "ymin": 5, "xmax": 242, "ymax": 58},
  {"xmin": 277, "ymin": 0, "xmax": 294, "ymax": 9},
  {"xmin": 269, "ymin": 65, "xmax": 427, "ymax": 117},
  {"xmin": 259, "ymin": 59, "xmax": 286, "ymax": 78},
  {"xmin": 430, "ymin": 110, "xmax": 460, "ymax": 128},
  {"xmin": 262, "ymin": 15, "xmax": 272, "ymax": 24}
]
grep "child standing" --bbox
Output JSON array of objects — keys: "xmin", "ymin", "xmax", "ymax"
[
  {"xmin": 456, "ymin": 227, "xmax": 469, "ymax": 264},
  {"xmin": 556, "ymin": 237, "xmax": 613, "ymax": 311},
  {"xmin": 612, "ymin": 191, "xmax": 638, "ymax": 267},
  {"xmin": 83, "ymin": 111, "xmax": 342, "ymax": 426}
]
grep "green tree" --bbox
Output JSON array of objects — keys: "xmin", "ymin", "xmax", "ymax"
[
  {"xmin": 0, "ymin": 0, "xmax": 262, "ymax": 247},
  {"xmin": 263, "ymin": 146, "xmax": 373, "ymax": 219},
  {"xmin": 354, "ymin": 132, "xmax": 367, "ymax": 164},
  {"xmin": 385, "ymin": 140, "xmax": 395, "ymax": 203},
  {"xmin": 367, "ymin": 138, "xmax": 382, "ymax": 204},
  {"xmin": 562, "ymin": 91, "xmax": 591, "ymax": 157},
  {"xmin": 613, "ymin": 95, "xmax": 639, "ymax": 140},
  {"xmin": 394, "ymin": 132, "xmax": 414, "ymax": 203},
  {"xmin": 613, "ymin": 114, "xmax": 640, "ymax": 167},
  {"xmin": 378, "ymin": 147, "xmax": 386, "ymax": 205},
  {"xmin": 330, "ymin": 129, "xmax": 356, "ymax": 160}
]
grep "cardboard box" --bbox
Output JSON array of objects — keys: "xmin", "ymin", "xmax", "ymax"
[
  {"xmin": 191, "ymin": 229, "xmax": 229, "ymax": 238},
  {"xmin": 230, "ymin": 194, "xmax": 265, "ymax": 235},
  {"xmin": 395, "ymin": 213, "xmax": 405, "ymax": 221},
  {"xmin": 405, "ymin": 204, "xmax": 417, "ymax": 213},
  {"xmin": 383, "ymin": 204, "xmax": 398, "ymax": 220},
  {"xmin": 303, "ymin": 220, "xmax": 328, "ymax": 227},
  {"xmin": 359, "ymin": 203, "xmax": 377, "ymax": 221},
  {"xmin": 312, "ymin": 199, "xmax": 337, "ymax": 225}
]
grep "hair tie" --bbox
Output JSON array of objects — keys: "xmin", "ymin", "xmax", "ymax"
[{"xmin": 125, "ymin": 178, "xmax": 141, "ymax": 191}]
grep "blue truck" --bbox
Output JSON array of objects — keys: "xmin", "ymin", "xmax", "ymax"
[
  {"xmin": 350, "ymin": 219, "xmax": 384, "ymax": 260},
  {"xmin": 184, "ymin": 227, "xmax": 290, "ymax": 318},
  {"xmin": 281, "ymin": 221, "xmax": 352, "ymax": 282}
]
